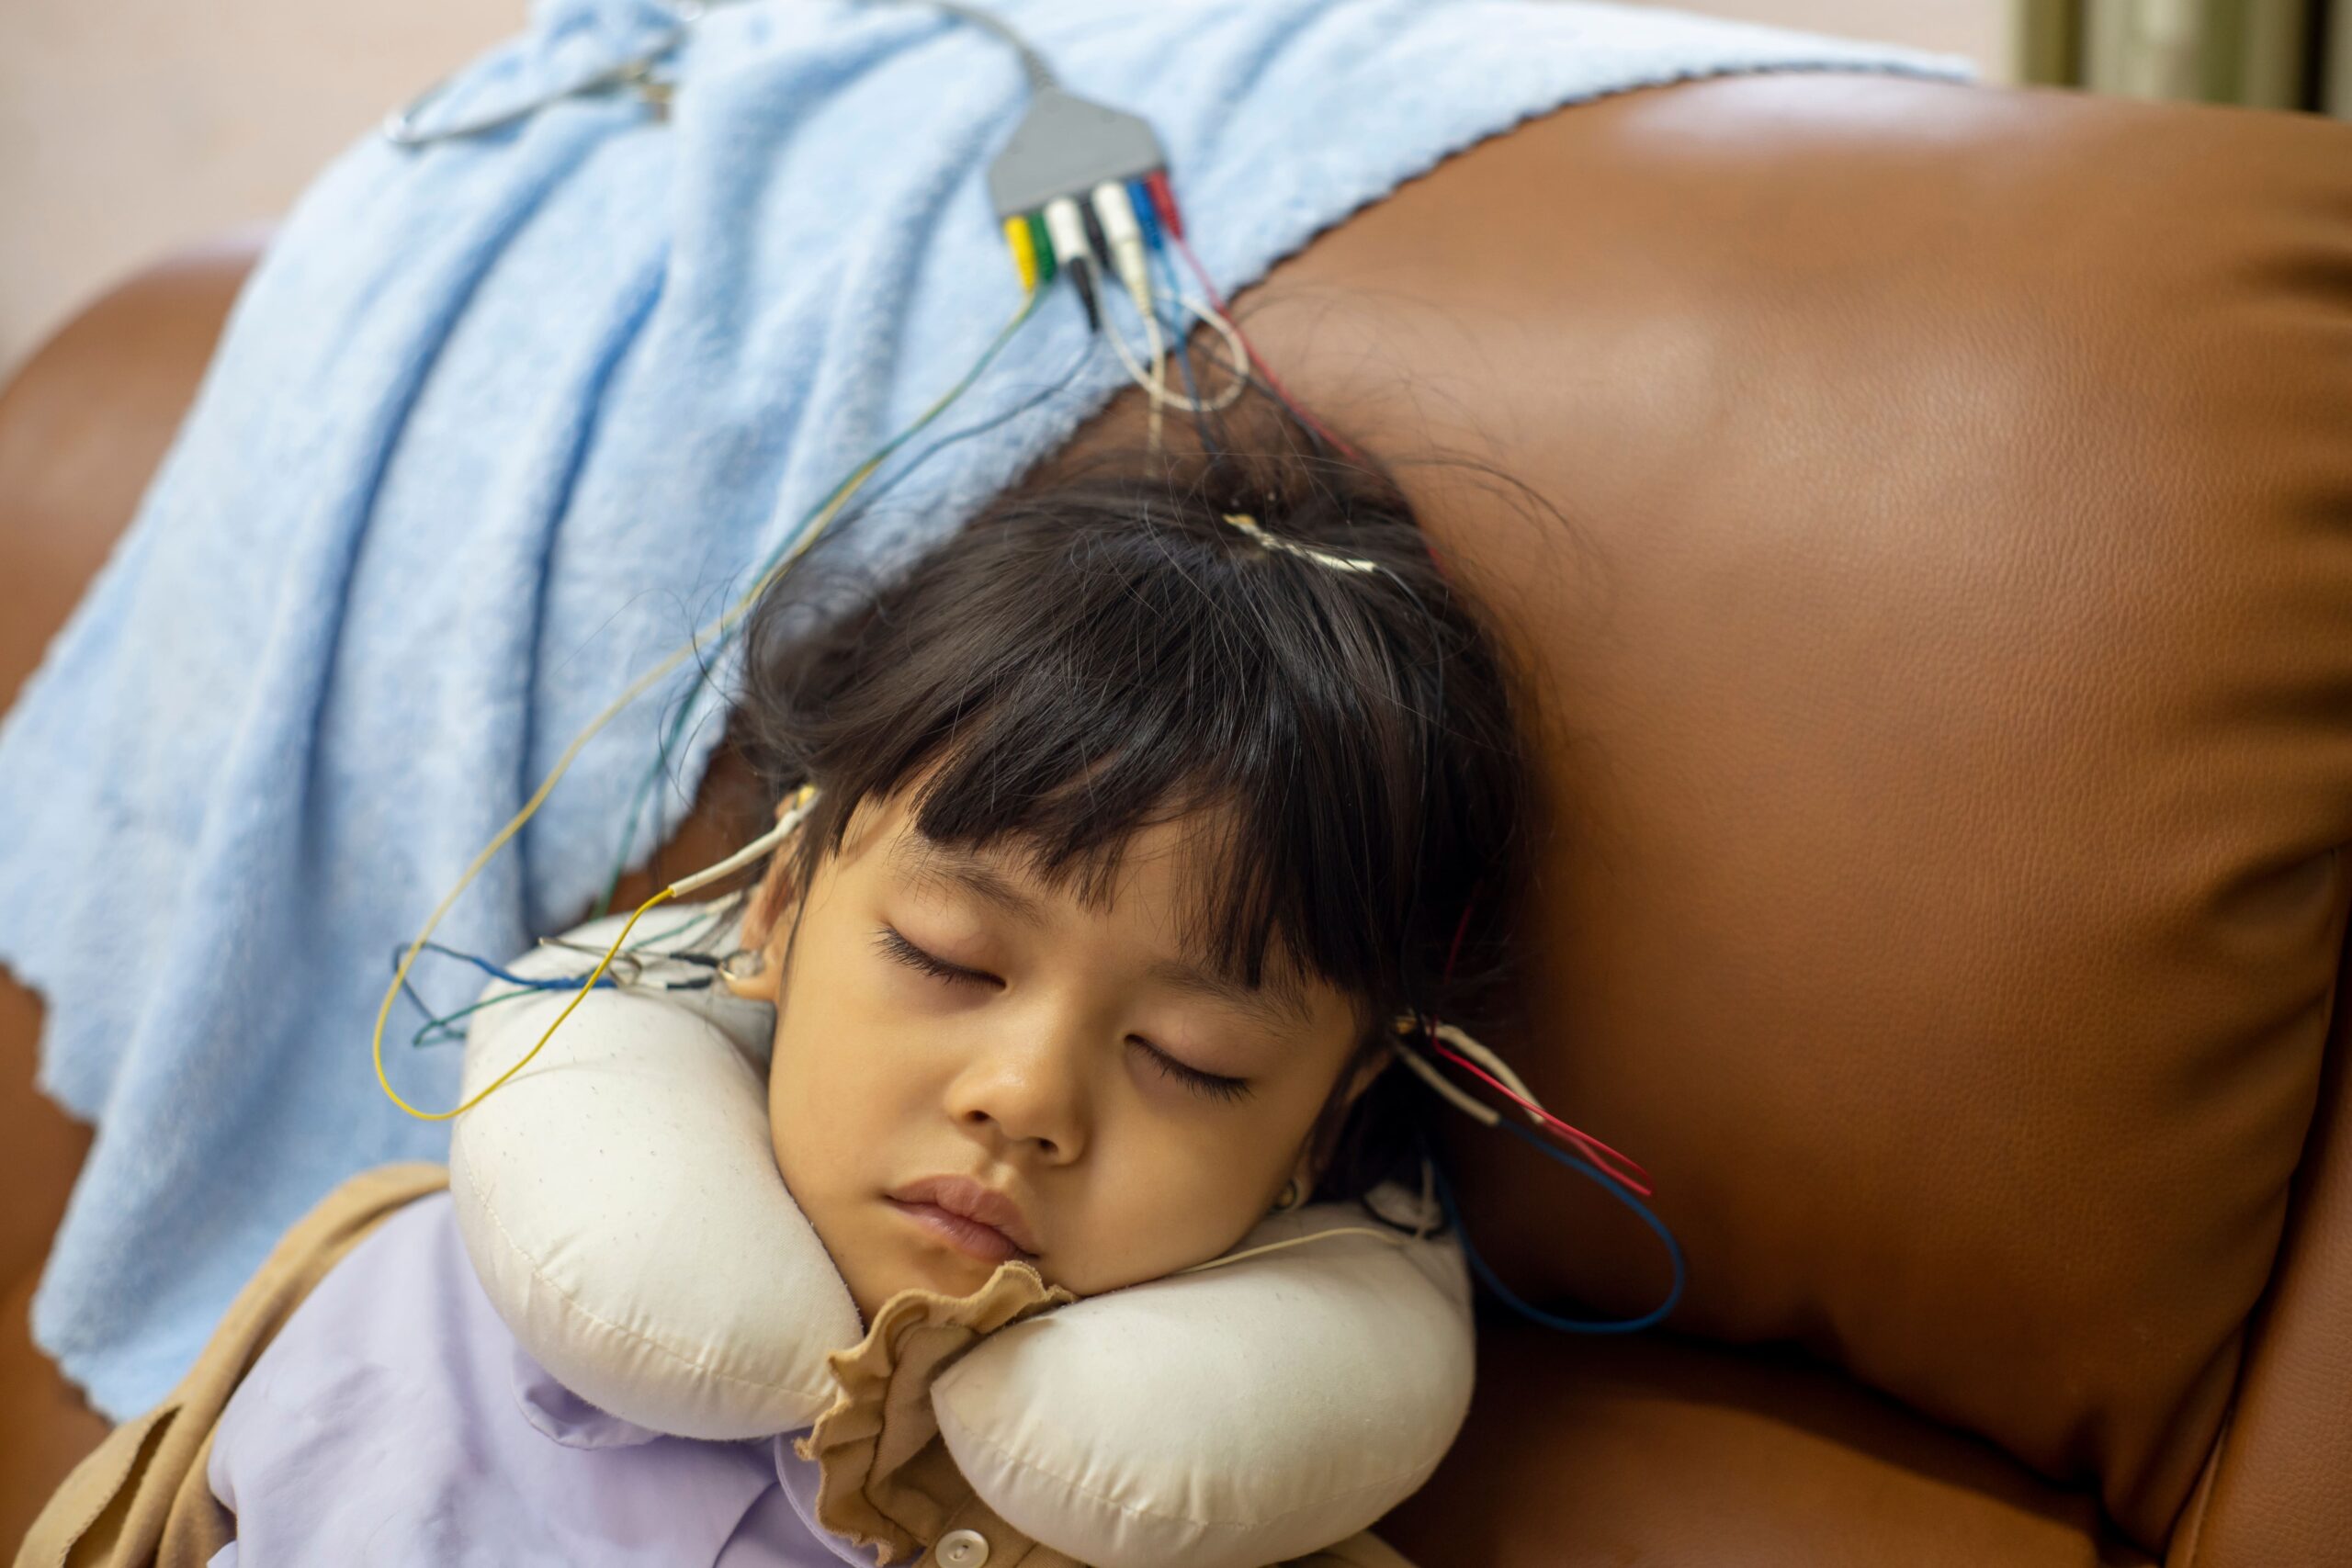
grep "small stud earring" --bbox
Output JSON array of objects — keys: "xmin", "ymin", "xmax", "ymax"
[{"xmin": 1272, "ymin": 1178, "xmax": 1305, "ymax": 1213}]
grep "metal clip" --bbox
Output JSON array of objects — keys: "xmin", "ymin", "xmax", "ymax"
[{"xmin": 383, "ymin": 4, "xmax": 705, "ymax": 147}]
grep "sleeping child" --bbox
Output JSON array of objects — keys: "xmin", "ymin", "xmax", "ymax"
[{"xmin": 24, "ymin": 428, "xmax": 1534, "ymax": 1568}]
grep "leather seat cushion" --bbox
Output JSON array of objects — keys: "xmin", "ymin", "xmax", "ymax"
[{"xmin": 1379, "ymin": 1317, "xmax": 2156, "ymax": 1568}]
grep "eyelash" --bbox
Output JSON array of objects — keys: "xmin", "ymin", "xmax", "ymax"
[{"xmin": 875, "ymin": 926, "xmax": 1255, "ymax": 1105}]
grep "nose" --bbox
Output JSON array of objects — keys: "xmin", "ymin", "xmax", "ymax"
[{"xmin": 944, "ymin": 1007, "xmax": 1091, "ymax": 1164}]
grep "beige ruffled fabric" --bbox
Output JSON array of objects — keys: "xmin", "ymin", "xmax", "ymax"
[
  {"xmin": 790, "ymin": 1259, "xmax": 1424, "ymax": 1568},
  {"xmin": 795, "ymin": 1259, "xmax": 1080, "ymax": 1565}
]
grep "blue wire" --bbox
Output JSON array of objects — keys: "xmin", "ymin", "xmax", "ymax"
[
  {"xmin": 1155, "ymin": 248, "xmax": 1199, "ymax": 397},
  {"xmin": 1432, "ymin": 1116, "xmax": 1687, "ymax": 1336},
  {"xmin": 393, "ymin": 942, "xmax": 619, "ymax": 995},
  {"xmin": 1127, "ymin": 176, "xmax": 1164, "ymax": 255},
  {"xmin": 594, "ymin": 328, "xmax": 1097, "ymax": 920},
  {"xmin": 1151, "ymin": 244, "xmax": 1222, "ymax": 454}
]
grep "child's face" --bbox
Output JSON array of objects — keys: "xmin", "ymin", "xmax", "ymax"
[{"xmin": 733, "ymin": 789, "xmax": 1382, "ymax": 1321}]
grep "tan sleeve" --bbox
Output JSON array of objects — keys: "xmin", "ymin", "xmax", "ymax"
[{"xmin": 14, "ymin": 1163, "xmax": 451, "ymax": 1568}]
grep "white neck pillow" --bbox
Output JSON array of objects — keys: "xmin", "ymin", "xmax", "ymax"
[{"xmin": 447, "ymin": 907, "xmax": 1475, "ymax": 1568}]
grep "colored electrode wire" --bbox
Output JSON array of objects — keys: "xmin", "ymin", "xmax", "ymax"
[
  {"xmin": 1396, "ymin": 892, "xmax": 1682, "ymax": 1332},
  {"xmin": 1152, "ymin": 244, "xmax": 1225, "ymax": 457},
  {"xmin": 1431, "ymin": 1120, "xmax": 1687, "ymax": 1335},
  {"xmin": 590, "ymin": 329, "xmax": 1100, "ymax": 920},
  {"xmin": 1138, "ymin": 172, "xmax": 1363, "ymax": 466},
  {"xmin": 1025, "ymin": 212, "xmax": 1056, "ymax": 285},
  {"xmin": 396, "ymin": 942, "xmax": 625, "ymax": 997},
  {"xmin": 379, "ymin": 788, "xmax": 814, "ymax": 1121},
  {"xmin": 372, "ymin": 296, "xmax": 1044, "ymax": 1122},
  {"xmin": 388, "ymin": 944, "xmax": 617, "ymax": 1053},
  {"xmin": 1090, "ymin": 183, "xmax": 1164, "ymax": 454},
  {"xmin": 1040, "ymin": 197, "xmax": 1100, "ymax": 331},
  {"xmin": 1422, "ymin": 1024, "xmax": 1653, "ymax": 1195},
  {"xmin": 1104, "ymin": 285, "xmax": 1250, "ymax": 418},
  {"xmin": 963, "ymin": 34, "xmax": 1357, "ymax": 468},
  {"xmin": 1126, "ymin": 169, "xmax": 1361, "ymax": 468},
  {"xmin": 402, "ymin": 896, "xmax": 746, "ymax": 1048}
]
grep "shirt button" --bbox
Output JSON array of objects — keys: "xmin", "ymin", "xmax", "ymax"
[{"xmin": 934, "ymin": 1528, "xmax": 990, "ymax": 1566}]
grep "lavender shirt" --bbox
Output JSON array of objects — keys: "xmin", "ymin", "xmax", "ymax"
[{"xmin": 206, "ymin": 1191, "xmax": 881, "ymax": 1567}]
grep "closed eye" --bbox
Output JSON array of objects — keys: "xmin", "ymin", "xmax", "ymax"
[
  {"xmin": 877, "ymin": 928, "xmax": 1250, "ymax": 1104},
  {"xmin": 876, "ymin": 927, "xmax": 1001, "ymax": 987},
  {"xmin": 1129, "ymin": 1037, "xmax": 1254, "ymax": 1105}
]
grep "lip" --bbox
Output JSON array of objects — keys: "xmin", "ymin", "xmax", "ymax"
[{"xmin": 886, "ymin": 1175, "xmax": 1039, "ymax": 1261}]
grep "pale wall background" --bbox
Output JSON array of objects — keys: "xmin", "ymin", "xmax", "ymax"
[{"xmin": 0, "ymin": 1, "xmax": 2011, "ymax": 377}]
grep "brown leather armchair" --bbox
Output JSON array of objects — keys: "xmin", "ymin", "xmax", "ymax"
[{"xmin": 6, "ymin": 73, "xmax": 2349, "ymax": 1566}]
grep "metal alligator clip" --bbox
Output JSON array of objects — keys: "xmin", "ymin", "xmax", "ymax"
[{"xmin": 383, "ymin": 2, "xmax": 708, "ymax": 147}]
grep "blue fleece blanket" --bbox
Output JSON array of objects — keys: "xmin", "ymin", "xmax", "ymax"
[{"xmin": 0, "ymin": 0, "xmax": 1973, "ymax": 1417}]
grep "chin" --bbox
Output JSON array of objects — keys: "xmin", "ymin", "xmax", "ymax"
[{"xmin": 852, "ymin": 1235, "xmax": 989, "ymax": 1315}]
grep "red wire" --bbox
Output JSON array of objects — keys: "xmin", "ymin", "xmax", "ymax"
[
  {"xmin": 1424, "ymin": 1035, "xmax": 1655, "ymax": 1198},
  {"xmin": 1440, "ymin": 900, "xmax": 1474, "ymax": 983},
  {"xmin": 1145, "ymin": 174, "xmax": 1464, "ymax": 581},
  {"xmin": 1166, "ymin": 230, "xmax": 1365, "ymax": 465},
  {"xmin": 1427, "ymin": 900, "xmax": 1655, "ymax": 1196}
]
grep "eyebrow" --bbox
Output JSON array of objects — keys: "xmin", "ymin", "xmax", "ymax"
[
  {"xmin": 890, "ymin": 837, "xmax": 1317, "ymax": 1032},
  {"xmin": 891, "ymin": 839, "xmax": 1048, "ymax": 927}
]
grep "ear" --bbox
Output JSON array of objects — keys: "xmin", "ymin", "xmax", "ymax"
[
  {"xmin": 1338, "ymin": 1047, "xmax": 1391, "ymax": 1111},
  {"xmin": 725, "ymin": 803, "xmax": 809, "ymax": 1004},
  {"xmin": 1291, "ymin": 1044, "xmax": 1395, "ymax": 1195}
]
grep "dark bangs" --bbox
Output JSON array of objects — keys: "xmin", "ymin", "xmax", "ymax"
[{"xmin": 733, "ymin": 441, "xmax": 1527, "ymax": 1045}]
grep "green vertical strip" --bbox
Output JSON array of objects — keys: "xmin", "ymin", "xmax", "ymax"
[
  {"xmin": 1025, "ymin": 211, "xmax": 1057, "ymax": 285},
  {"xmin": 2015, "ymin": 0, "xmax": 2086, "ymax": 85},
  {"xmin": 2202, "ymin": 0, "xmax": 2248, "ymax": 98},
  {"xmin": 2189, "ymin": 0, "xmax": 2318, "ymax": 108},
  {"xmin": 2080, "ymin": 0, "xmax": 2317, "ymax": 106},
  {"xmin": 2330, "ymin": 0, "xmax": 2352, "ymax": 115},
  {"xmin": 2225, "ymin": 0, "xmax": 2315, "ymax": 108}
]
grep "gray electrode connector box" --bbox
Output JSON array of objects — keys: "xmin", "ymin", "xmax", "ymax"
[{"xmin": 987, "ymin": 87, "xmax": 1167, "ymax": 220}]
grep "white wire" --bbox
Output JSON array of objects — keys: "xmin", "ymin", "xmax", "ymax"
[
  {"xmin": 1170, "ymin": 1153, "xmax": 1445, "ymax": 1273},
  {"xmin": 668, "ymin": 786, "xmax": 816, "ymax": 896},
  {"xmin": 1172, "ymin": 1224, "xmax": 1408, "ymax": 1275},
  {"xmin": 1105, "ymin": 288, "xmax": 1250, "ymax": 417},
  {"xmin": 1387, "ymin": 1032, "xmax": 1499, "ymax": 1127},
  {"xmin": 1428, "ymin": 1021, "xmax": 1551, "ymax": 1126},
  {"xmin": 1139, "ymin": 290, "xmax": 1165, "ymax": 458}
]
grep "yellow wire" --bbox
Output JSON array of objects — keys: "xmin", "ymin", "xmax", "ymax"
[
  {"xmin": 1003, "ymin": 216, "xmax": 1039, "ymax": 293},
  {"xmin": 379, "ymin": 887, "xmax": 676, "ymax": 1123},
  {"xmin": 373, "ymin": 291, "xmax": 1037, "ymax": 1122}
]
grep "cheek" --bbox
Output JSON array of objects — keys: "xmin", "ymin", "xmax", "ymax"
[
  {"xmin": 766, "ymin": 953, "xmax": 917, "ymax": 1189},
  {"xmin": 1053, "ymin": 1109, "xmax": 1305, "ymax": 1294}
]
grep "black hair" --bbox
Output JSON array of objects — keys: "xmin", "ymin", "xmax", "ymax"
[{"xmin": 732, "ymin": 423, "xmax": 1532, "ymax": 1224}]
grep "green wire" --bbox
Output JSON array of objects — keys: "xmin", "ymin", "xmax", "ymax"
[
  {"xmin": 409, "ymin": 987, "xmax": 535, "ymax": 1049},
  {"xmin": 591, "ymin": 291, "xmax": 1046, "ymax": 917},
  {"xmin": 625, "ymin": 896, "xmax": 737, "ymax": 953},
  {"xmin": 1026, "ymin": 211, "xmax": 1057, "ymax": 285},
  {"xmin": 410, "ymin": 896, "xmax": 744, "ymax": 1047}
]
